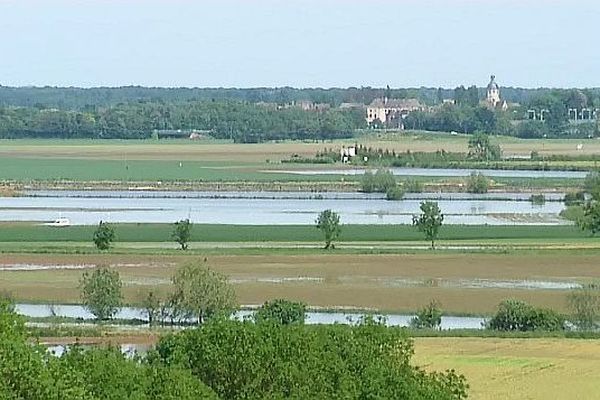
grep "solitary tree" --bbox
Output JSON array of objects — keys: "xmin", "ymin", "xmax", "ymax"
[
  {"xmin": 80, "ymin": 267, "xmax": 123, "ymax": 320},
  {"xmin": 141, "ymin": 289, "xmax": 161, "ymax": 326},
  {"xmin": 254, "ymin": 299, "xmax": 307, "ymax": 325},
  {"xmin": 171, "ymin": 262, "xmax": 237, "ymax": 324},
  {"xmin": 412, "ymin": 201, "xmax": 444, "ymax": 249},
  {"xmin": 410, "ymin": 300, "xmax": 443, "ymax": 330},
  {"xmin": 316, "ymin": 209, "xmax": 341, "ymax": 249},
  {"xmin": 577, "ymin": 199, "xmax": 600, "ymax": 236},
  {"xmin": 172, "ymin": 218, "xmax": 192, "ymax": 250},
  {"xmin": 93, "ymin": 221, "xmax": 115, "ymax": 250},
  {"xmin": 468, "ymin": 133, "xmax": 501, "ymax": 161}
]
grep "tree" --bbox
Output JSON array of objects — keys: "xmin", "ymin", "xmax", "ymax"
[
  {"xmin": 410, "ymin": 300, "xmax": 443, "ymax": 329},
  {"xmin": 466, "ymin": 172, "xmax": 490, "ymax": 194},
  {"xmin": 141, "ymin": 290, "xmax": 161, "ymax": 326},
  {"xmin": 568, "ymin": 283, "xmax": 600, "ymax": 330},
  {"xmin": 172, "ymin": 219, "xmax": 192, "ymax": 250},
  {"xmin": 254, "ymin": 299, "xmax": 306, "ymax": 325},
  {"xmin": 93, "ymin": 221, "xmax": 115, "ymax": 250},
  {"xmin": 467, "ymin": 133, "xmax": 501, "ymax": 161},
  {"xmin": 80, "ymin": 267, "xmax": 123, "ymax": 320},
  {"xmin": 315, "ymin": 209, "xmax": 341, "ymax": 249},
  {"xmin": 171, "ymin": 262, "xmax": 237, "ymax": 324},
  {"xmin": 487, "ymin": 299, "xmax": 564, "ymax": 332},
  {"xmin": 577, "ymin": 199, "xmax": 600, "ymax": 236},
  {"xmin": 413, "ymin": 201, "xmax": 444, "ymax": 249}
]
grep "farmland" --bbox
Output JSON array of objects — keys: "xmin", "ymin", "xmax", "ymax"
[{"xmin": 413, "ymin": 337, "xmax": 600, "ymax": 400}]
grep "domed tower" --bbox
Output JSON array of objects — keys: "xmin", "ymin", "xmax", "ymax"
[{"xmin": 486, "ymin": 75, "xmax": 501, "ymax": 107}]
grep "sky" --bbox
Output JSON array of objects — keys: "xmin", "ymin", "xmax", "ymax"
[{"xmin": 0, "ymin": 0, "xmax": 599, "ymax": 88}]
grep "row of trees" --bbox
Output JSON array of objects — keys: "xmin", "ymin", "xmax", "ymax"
[{"xmin": 0, "ymin": 100, "xmax": 363, "ymax": 142}]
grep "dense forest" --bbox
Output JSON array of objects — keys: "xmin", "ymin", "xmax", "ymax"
[{"xmin": 0, "ymin": 85, "xmax": 599, "ymax": 141}]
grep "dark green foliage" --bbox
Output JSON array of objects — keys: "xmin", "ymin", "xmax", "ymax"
[
  {"xmin": 577, "ymin": 199, "xmax": 600, "ymax": 235},
  {"xmin": 584, "ymin": 171, "xmax": 600, "ymax": 199},
  {"xmin": 80, "ymin": 267, "xmax": 123, "ymax": 320},
  {"xmin": 466, "ymin": 172, "xmax": 490, "ymax": 194},
  {"xmin": 487, "ymin": 299, "xmax": 565, "ymax": 332},
  {"xmin": 386, "ymin": 185, "xmax": 405, "ymax": 201},
  {"xmin": 468, "ymin": 133, "xmax": 502, "ymax": 161},
  {"xmin": 563, "ymin": 191, "xmax": 585, "ymax": 206},
  {"xmin": 154, "ymin": 319, "xmax": 468, "ymax": 400},
  {"xmin": 171, "ymin": 262, "xmax": 237, "ymax": 324},
  {"xmin": 568, "ymin": 283, "xmax": 600, "ymax": 331},
  {"xmin": 315, "ymin": 209, "xmax": 341, "ymax": 249},
  {"xmin": 172, "ymin": 219, "xmax": 192, "ymax": 250},
  {"xmin": 360, "ymin": 169, "xmax": 397, "ymax": 193},
  {"xmin": 403, "ymin": 178, "xmax": 424, "ymax": 193},
  {"xmin": 529, "ymin": 194, "xmax": 546, "ymax": 205},
  {"xmin": 412, "ymin": 201, "xmax": 444, "ymax": 249},
  {"xmin": 93, "ymin": 221, "xmax": 115, "ymax": 250},
  {"xmin": 254, "ymin": 299, "xmax": 306, "ymax": 325},
  {"xmin": 411, "ymin": 300, "xmax": 443, "ymax": 329}
]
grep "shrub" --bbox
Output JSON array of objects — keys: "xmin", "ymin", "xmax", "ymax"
[
  {"xmin": 564, "ymin": 191, "xmax": 585, "ymax": 206},
  {"xmin": 529, "ymin": 194, "xmax": 545, "ymax": 205},
  {"xmin": 465, "ymin": 172, "xmax": 489, "ymax": 194},
  {"xmin": 403, "ymin": 178, "xmax": 424, "ymax": 193},
  {"xmin": 254, "ymin": 299, "xmax": 306, "ymax": 325},
  {"xmin": 487, "ymin": 299, "xmax": 565, "ymax": 332},
  {"xmin": 410, "ymin": 300, "xmax": 443, "ymax": 329},
  {"xmin": 93, "ymin": 221, "xmax": 115, "ymax": 250},
  {"xmin": 385, "ymin": 186, "xmax": 405, "ymax": 201},
  {"xmin": 360, "ymin": 169, "xmax": 397, "ymax": 193},
  {"xmin": 568, "ymin": 283, "xmax": 600, "ymax": 331}
]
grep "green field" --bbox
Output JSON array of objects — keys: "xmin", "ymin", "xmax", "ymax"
[{"xmin": 0, "ymin": 223, "xmax": 590, "ymax": 243}]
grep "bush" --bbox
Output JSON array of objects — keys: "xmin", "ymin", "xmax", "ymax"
[
  {"xmin": 564, "ymin": 191, "xmax": 585, "ymax": 206},
  {"xmin": 403, "ymin": 178, "xmax": 424, "ymax": 193},
  {"xmin": 93, "ymin": 221, "xmax": 115, "ymax": 250},
  {"xmin": 360, "ymin": 169, "xmax": 397, "ymax": 193},
  {"xmin": 465, "ymin": 172, "xmax": 489, "ymax": 194},
  {"xmin": 254, "ymin": 299, "xmax": 306, "ymax": 325},
  {"xmin": 559, "ymin": 205, "xmax": 584, "ymax": 222},
  {"xmin": 529, "ymin": 194, "xmax": 545, "ymax": 205},
  {"xmin": 410, "ymin": 300, "xmax": 443, "ymax": 329},
  {"xmin": 487, "ymin": 299, "xmax": 565, "ymax": 332},
  {"xmin": 568, "ymin": 283, "xmax": 600, "ymax": 331},
  {"xmin": 154, "ymin": 319, "xmax": 468, "ymax": 399},
  {"xmin": 385, "ymin": 186, "xmax": 405, "ymax": 201}
]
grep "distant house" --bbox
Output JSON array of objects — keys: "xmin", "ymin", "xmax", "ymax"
[{"xmin": 366, "ymin": 98, "xmax": 425, "ymax": 128}]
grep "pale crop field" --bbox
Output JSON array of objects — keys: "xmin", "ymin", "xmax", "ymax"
[{"xmin": 413, "ymin": 337, "xmax": 600, "ymax": 400}]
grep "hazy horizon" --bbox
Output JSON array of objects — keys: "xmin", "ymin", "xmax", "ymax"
[{"xmin": 1, "ymin": 0, "xmax": 599, "ymax": 89}]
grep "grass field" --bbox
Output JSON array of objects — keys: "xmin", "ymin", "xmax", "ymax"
[
  {"xmin": 0, "ymin": 223, "xmax": 590, "ymax": 243},
  {"xmin": 0, "ymin": 134, "xmax": 596, "ymax": 184},
  {"xmin": 413, "ymin": 337, "xmax": 600, "ymax": 400},
  {"xmin": 3, "ymin": 251, "xmax": 599, "ymax": 313}
]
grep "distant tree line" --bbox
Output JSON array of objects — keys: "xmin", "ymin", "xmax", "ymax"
[{"xmin": 0, "ymin": 100, "xmax": 363, "ymax": 142}]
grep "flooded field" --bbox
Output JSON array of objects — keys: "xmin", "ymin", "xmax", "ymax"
[{"xmin": 0, "ymin": 191, "xmax": 568, "ymax": 225}]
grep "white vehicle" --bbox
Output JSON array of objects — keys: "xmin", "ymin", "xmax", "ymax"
[{"xmin": 44, "ymin": 218, "xmax": 71, "ymax": 227}]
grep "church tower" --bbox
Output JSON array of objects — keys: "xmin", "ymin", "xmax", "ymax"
[{"xmin": 486, "ymin": 75, "xmax": 501, "ymax": 107}]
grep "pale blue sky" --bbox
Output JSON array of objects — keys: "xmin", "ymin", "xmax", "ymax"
[{"xmin": 1, "ymin": 0, "xmax": 598, "ymax": 88}]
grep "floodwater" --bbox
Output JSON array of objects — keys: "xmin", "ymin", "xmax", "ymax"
[
  {"xmin": 0, "ymin": 191, "xmax": 568, "ymax": 225},
  {"xmin": 16, "ymin": 303, "xmax": 485, "ymax": 330},
  {"xmin": 266, "ymin": 167, "xmax": 588, "ymax": 179}
]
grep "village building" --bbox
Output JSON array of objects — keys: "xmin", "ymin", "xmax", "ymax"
[
  {"xmin": 366, "ymin": 98, "xmax": 425, "ymax": 128},
  {"xmin": 483, "ymin": 75, "xmax": 508, "ymax": 111}
]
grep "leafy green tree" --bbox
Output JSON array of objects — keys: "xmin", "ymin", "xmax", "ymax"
[
  {"xmin": 577, "ymin": 199, "xmax": 600, "ymax": 235},
  {"xmin": 413, "ymin": 201, "xmax": 444, "ymax": 249},
  {"xmin": 171, "ymin": 262, "xmax": 237, "ymax": 324},
  {"xmin": 254, "ymin": 299, "xmax": 306, "ymax": 325},
  {"xmin": 154, "ymin": 319, "xmax": 468, "ymax": 399},
  {"xmin": 410, "ymin": 300, "xmax": 443, "ymax": 329},
  {"xmin": 467, "ymin": 133, "xmax": 501, "ymax": 161},
  {"xmin": 93, "ymin": 221, "xmax": 115, "ymax": 250},
  {"xmin": 315, "ymin": 209, "xmax": 342, "ymax": 249},
  {"xmin": 80, "ymin": 267, "xmax": 123, "ymax": 320},
  {"xmin": 172, "ymin": 219, "xmax": 192, "ymax": 250},
  {"xmin": 487, "ymin": 299, "xmax": 565, "ymax": 331},
  {"xmin": 568, "ymin": 283, "xmax": 600, "ymax": 330},
  {"xmin": 142, "ymin": 290, "xmax": 161, "ymax": 326},
  {"xmin": 385, "ymin": 185, "xmax": 405, "ymax": 200},
  {"xmin": 466, "ymin": 172, "xmax": 490, "ymax": 194}
]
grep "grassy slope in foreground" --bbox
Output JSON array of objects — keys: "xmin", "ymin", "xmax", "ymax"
[{"xmin": 0, "ymin": 223, "xmax": 590, "ymax": 243}]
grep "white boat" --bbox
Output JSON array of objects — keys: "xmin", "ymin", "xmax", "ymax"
[{"xmin": 44, "ymin": 218, "xmax": 71, "ymax": 227}]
